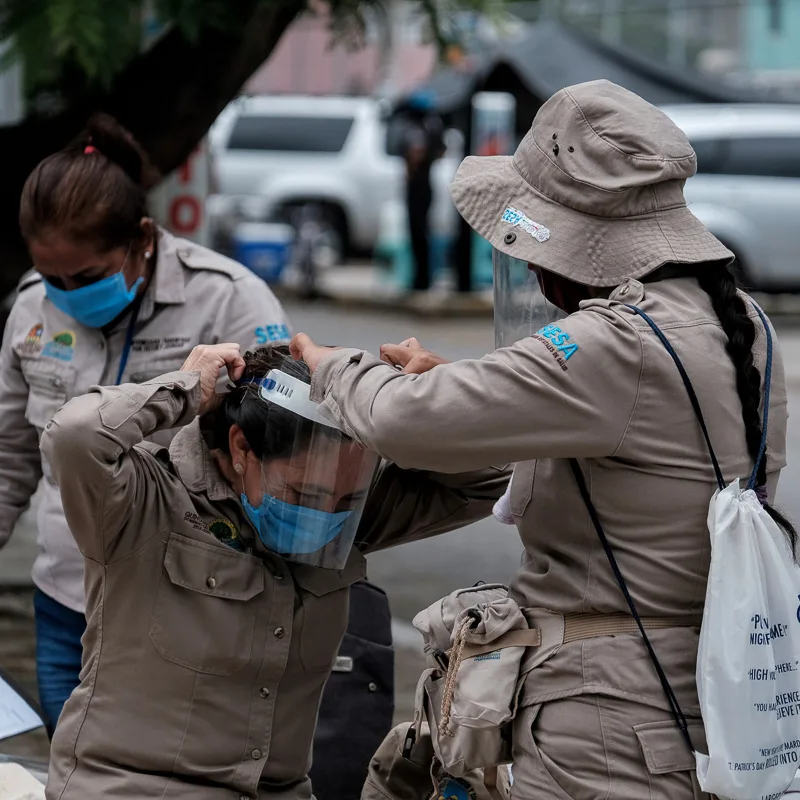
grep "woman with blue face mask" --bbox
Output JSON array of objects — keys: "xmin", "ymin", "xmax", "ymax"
[
  {"xmin": 37, "ymin": 342, "xmax": 508, "ymax": 799},
  {"xmin": 0, "ymin": 113, "xmax": 290, "ymax": 737}
]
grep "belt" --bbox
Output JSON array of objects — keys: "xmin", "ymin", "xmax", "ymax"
[
  {"xmin": 461, "ymin": 613, "xmax": 701, "ymax": 660},
  {"xmin": 563, "ymin": 612, "xmax": 702, "ymax": 643}
]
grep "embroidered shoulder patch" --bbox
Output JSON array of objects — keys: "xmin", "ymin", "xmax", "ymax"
[{"xmin": 501, "ymin": 207, "xmax": 550, "ymax": 242}]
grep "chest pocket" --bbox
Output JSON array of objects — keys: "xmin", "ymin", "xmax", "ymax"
[
  {"xmin": 292, "ymin": 552, "xmax": 367, "ymax": 673},
  {"xmin": 150, "ymin": 533, "xmax": 265, "ymax": 676},
  {"xmin": 20, "ymin": 358, "xmax": 76, "ymax": 431}
]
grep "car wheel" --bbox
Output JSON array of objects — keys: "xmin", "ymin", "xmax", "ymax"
[{"xmin": 281, "ymin": 203, "xmax": 348, "ymax": 268}]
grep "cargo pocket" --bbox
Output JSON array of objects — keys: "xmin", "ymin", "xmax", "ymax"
[
  {"xmin": 292, "ymin": 552, "xmax": 367, "ymax": 672},
  {"xmin": 634, "ymin": 719, "xmax": 708, "ymax": 800},
  {"xmin": 150, "ymin": 533, "xmax": 265, "ymax": 676},
  {"xmin": 509, "ymin": 460, "xmax": 536, "ymax": 518},
  {"xmin": 21, "ymin": 359, "xmax": 74, "ymax": 430}
]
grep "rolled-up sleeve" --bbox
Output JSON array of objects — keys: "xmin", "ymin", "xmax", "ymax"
[
  {"xmin": 311, "ymin": 305, "xmax": 644, "ymax": 473},
  {"xmin": 40, "ymin": 371, "xmax": 201, "ymax": 562},
  {"xmin": 356, "ymin": 462, "xmax": 511, "ymax": 553}
]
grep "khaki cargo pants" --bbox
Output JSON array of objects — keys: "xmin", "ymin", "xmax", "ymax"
[{"xmin": 509, "ymin": 695, "xmax": 709, "ymax": 800}]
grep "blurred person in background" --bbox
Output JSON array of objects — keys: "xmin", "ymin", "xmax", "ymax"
[
  {"xmin": 403, "ymin": 91, "xmax": 445, "ymax": 295},
  {"xmin": 0, "ymin": 113, "xmax": 289, "ymax": 737}
]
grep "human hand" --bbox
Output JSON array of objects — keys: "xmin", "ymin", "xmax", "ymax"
[
  {"xmin": 289, "ymin": 333, "xmax": 340, "ymax": 373},
  {"xmin": 180, "ymin": 343, "xmax": 245, "ymax": 415},
  {"xmin": 380, "ymin": 337, "xmax": 450, "ymax": 374}
]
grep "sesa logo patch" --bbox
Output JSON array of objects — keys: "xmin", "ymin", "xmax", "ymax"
[
  {"xmin": 255, "ymin": 324, "xmax": 290, "ymax": 345},
  {"xmin": 501, "ymin": 207, "xmax": 550, "ymax": 242},
  {"xmin": 42, "ymin": 330, "xmax": 76, "ymax": 362},
  {"xmin": 533, "ymin": 324, "xmax": 579, "ymax": 372}
]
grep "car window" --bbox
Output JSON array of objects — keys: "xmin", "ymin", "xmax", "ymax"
[
  {"xmin": 690, "ymin": 138, "xmax": 725, "ymax": 174},
  {"xmin": 720, "ymin": 136, "xmax": 800, "ymax": 178},
  {"xmin": 227, "ymin": 115, "xmax": 354, "ymax": 153}
]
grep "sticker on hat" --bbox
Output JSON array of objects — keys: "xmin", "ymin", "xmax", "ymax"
[{"xmin": 501, "ymin": 207, "xmax": 550, "ymax": 242}]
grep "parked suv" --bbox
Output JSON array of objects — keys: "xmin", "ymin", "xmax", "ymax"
[
  {"xmin": 662, "ymin": 103, "xmax": 800, "ymax": 292},
  {"xmin": 207, "ymin": 94, "xmax": 460, "ymax": 259}
]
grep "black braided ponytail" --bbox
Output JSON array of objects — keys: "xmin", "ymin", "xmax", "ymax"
[{"xmin": 697, "ymin": 263, "xmax": 797, "ymax": 556}]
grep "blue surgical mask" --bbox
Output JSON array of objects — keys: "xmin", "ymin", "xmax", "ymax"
[
  {"xmin": 44, "ymin": 272, "xmax": 143, "ymax": 329},
  {"xmin": 241, "ymin": 492, "xmax": 353, "ymax": 557}
]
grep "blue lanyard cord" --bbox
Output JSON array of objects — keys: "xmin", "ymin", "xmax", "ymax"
[{"xmin": 115, "ymin": 298, "xmax": 143, "ymax": 386}]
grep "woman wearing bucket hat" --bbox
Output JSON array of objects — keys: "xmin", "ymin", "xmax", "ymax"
[{"xmin": 291, "ymin": 80, "xmax": 794, "ymax": 798}]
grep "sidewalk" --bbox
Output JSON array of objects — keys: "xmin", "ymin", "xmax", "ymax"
[{"xmin": 277, "ymin": 263, "xmax": 495, "ymax": 318}]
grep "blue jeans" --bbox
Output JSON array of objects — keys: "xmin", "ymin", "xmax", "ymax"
[{"xmin": 33, "ymin": 588, "xmax": 86, "ymax": 738}]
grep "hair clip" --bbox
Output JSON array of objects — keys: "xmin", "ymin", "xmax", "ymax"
[{"xmin": 84, "ymin": 145, "xmax": 98, "ymax": 155}]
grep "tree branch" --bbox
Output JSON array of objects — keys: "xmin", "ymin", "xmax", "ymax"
[{"xmin": 0, "ymin": 0, "xmax": 301, "ymax": 292}]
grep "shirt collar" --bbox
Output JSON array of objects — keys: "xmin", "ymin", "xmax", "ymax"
[
  {"xmin": 169, "ymin": 418, "xmax": 238, "ymax": 503},
  {"xmin": 138, "ymin": 228, "xmax": 186, "ymax": 320}
]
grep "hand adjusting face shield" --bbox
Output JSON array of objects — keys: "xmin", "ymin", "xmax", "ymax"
[
  {"xmin": 242, "ymin": 367, "xmax": 378, "ymax": 570},
  {"xmin": 493, "ymin": 249, "xmax": 565, "ymax": 349}
]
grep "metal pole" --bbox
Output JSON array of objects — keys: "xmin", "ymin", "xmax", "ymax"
[
  {"xmin": 601, "ymin": 0, "xmax": 623, "ymax": 46},
  {"xmin": 541, "ymin": 0, "xmax": 559, "ymax": 22},
  {"xmin": 667, "ymin": 0, "xmax": 688, "ymax": 68}
]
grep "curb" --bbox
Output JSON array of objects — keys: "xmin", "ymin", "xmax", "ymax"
[{"xmin": 274, "ymin": 288, "xmax": 494, "ymax": 319}]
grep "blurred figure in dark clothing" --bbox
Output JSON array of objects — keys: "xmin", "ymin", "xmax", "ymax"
[{"xmin": 403, "ymin": 91, "xmax": 445, "ymax": 293}]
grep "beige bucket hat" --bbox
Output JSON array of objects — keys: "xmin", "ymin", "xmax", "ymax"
[{"xmin": 450, "ymin": 79, "xmax": 733, "ymax": 287}]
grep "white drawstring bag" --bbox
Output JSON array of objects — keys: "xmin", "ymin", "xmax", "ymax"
[{"xmin": 694, "ymin": 481, "xmax": 800, "ymax": 800}]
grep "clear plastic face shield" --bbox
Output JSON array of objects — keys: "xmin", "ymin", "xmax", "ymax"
[
  {"xmin": 493, "ymin": 249, "xmax": 566, "ymax": 349},
  {"xmin": 243, "ymin": 369, "xmax": 378, "ymax": 570}
]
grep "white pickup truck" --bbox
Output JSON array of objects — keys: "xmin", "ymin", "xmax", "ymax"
[{"xmin": 206, "ymin": 94, "xmax": 460, "ymax": 259}]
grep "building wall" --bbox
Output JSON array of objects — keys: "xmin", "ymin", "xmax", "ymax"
[
  {"xmin": 245, "ymin": 8, "xmax": 437, "ymax": 96},
  {"xmin": 745, "ymin": 0, "xmax": 800, "ymax": 71}
]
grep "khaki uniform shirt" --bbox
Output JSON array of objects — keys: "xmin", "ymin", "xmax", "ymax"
[
  {"xmin": 0, "ymin": 229, "xmax": 289, "ymax": 612},
  {"xmin": 310, "ymin": 277, "xmax": 787, "ymax": 719},
  {"xmin": 39, "ymin": 371, "xmax": 508, "ymax": 799}
]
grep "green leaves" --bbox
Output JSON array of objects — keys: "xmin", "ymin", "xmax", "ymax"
[
  {"xmin": 0, "ymin": 0, "xmax": 259, "ymax": 98},
  {"xmin": 0, "ymin": 0, "xmax": 503, "ymax": 101}
]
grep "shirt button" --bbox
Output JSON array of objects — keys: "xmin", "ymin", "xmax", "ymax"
[
  {"xmin": 259, "ymin": 687, "xmax": 270, "ymax": 699},
  {"xmin": 206, "ymin": 576, "xmax": 216, "ymax": 590},
  {"xmin": 251, "ymin": 749, "xmax": 263, "ymax": 760},
  {"xmin": 368, "ymin": 682, "xmax": 378, "ymax": 692},
  {"xmin": 273, "ymin": 627, "xmax": 285, "ymax": 639},
  {"xmin": 273, "ymin": 571, "xmax": 284, "ymax": 580}
]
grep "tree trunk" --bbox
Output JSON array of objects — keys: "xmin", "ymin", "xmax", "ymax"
[{"xmin": 0, "ymin": 0, "xmax": 300, "ymax": 300}]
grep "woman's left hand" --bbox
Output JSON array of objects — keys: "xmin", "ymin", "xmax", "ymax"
[
  {"xmin": 380, "ymin": 338, "xmax": 450, "ymax": 374},
  {"xmin": 181, "ymin": 343, "xmax": 246, "ymax": 414}
]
